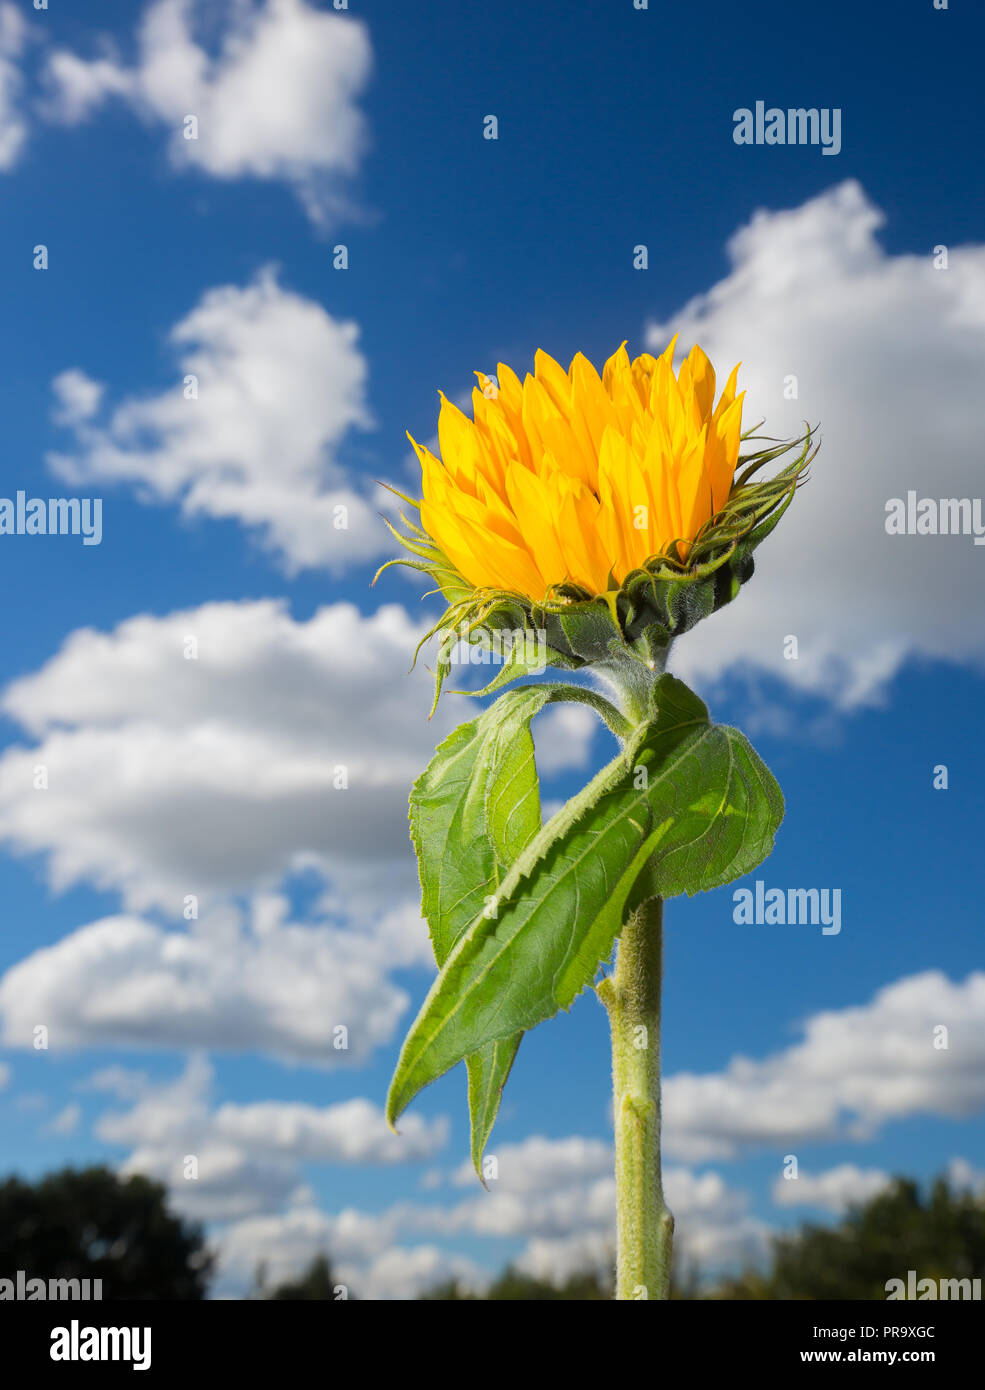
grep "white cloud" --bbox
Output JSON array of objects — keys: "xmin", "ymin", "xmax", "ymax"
[
  {"xmin": 218, "ymin": 1205, "xmax": 358, "ymax": 1291},
  {"xmin": 212, "ymin": 1132, "xmax": 764, "ymax": 1296},
  {"xmin": 94, "ymin": 1057, "xmax": 447, "ymax": 1223},
  {"xmin": 48, "ymin": 270, "xmax": 385, "ymax": 573},
  {"xmin": 85, "ymin": 1066, "xmax": 152, "ymax": 1102},
  {"xmin": 0, "ymin": 896, "xmax": 428, "ymax": 1064},
  {"xmin": 210, "ymin": 1094, "xmax": 448, "ymax": 1166},
  {"xmin": 648, "ymin": 181, "xmax": 985, "ymax": 709},
  {"xmin": 352, "ymin": 1245, "xmax": 483, "ymax": 1302},
  {"xmin": 450, "ymin": 1134, "xmax": 612, "ymax": 1191},
  {"xmin": 513, "ymin": 1232, "xmax": 614, "ymax": 1285},
  {"xmin": 664, "ymin": 1167, "xmax": 770, "ymax": 1268},
  {"xmin": 947, "ymin": 1157, "xmax": 985, "ymax": 1195},
  {"xmin": 43, "ymin": 0, "xmax": 372, "ymax": 225},
  {"xmin": 51, "ymin": 369, "xmax": 104, "ymax": 425},
  {"xmin": 215, "ymin": 1204, "xmax": 485, "ymax": 1300},
  {"xmin": 84, "ymin": 1096, "xmax": 765, "ymax": 1295},
  {"xmin": 423, "ymin": 1135, "xmax": 764, "ymax": 1274},
  {"xmin": 665, "ymin": 969, "xmax": 985, "ymax": 1160},
  {"xmin": 482, "ymin": 1164, "xmax": 765, "ymax": 1283},
  {"xmin": 0, "ymin": 4, "xmax": 27, "ymax": 171},
  {"xmin": 533, "ymin": 704, "xmax": 600, "ymax": 776},
  {"xmin": 771, "ymin": 1163, "xmax": 893, "ymax": 1213},
  {"xmin": 44, "ymin": 1101, "xmax": 83, "ymax": 1136},
  {"xmin": 0, "ymin": 601, "xmax": 429, "ymax": 907},
  {"xmin": 0, "ymin": 598, "xmax": 598, "ymax": 1063},
  {"xmin": 43, "ymin": 50, "xmax": 131, "ymax": 125},
  {"xmin": 416, "ymin": 1174, "xmax": 617, "ymax": 1243},
  {"xmin": 0, "ymin": 598, "xmax": 594, "ymax": 913},
  {"xmin": 87, "ymin": 1059, "xmax": 476, "ymax": 1300}
]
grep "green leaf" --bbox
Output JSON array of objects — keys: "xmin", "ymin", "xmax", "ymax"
[
  {"xmin": 389, "ymin": 674, "xmax": 783, "ymax": 1128},
  {"xmin": 408, "ymin": 680, "xmax": 624, "ymax": 1171},
  {"xmin": 411, "ymin": 689, "xmax": 542, "ymax": 966},
  {"xmin": 465, "ymin": 1034, "xmax": 522, "ymax": 1182}
]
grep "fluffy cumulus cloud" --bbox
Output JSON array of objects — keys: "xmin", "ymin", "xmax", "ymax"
[
  {"xmin": 0, "ymin": 598, "xmax": 595, "ymax": 912},
  {"xmin": 664, "ymin": 1167, "xmax": 770, "ymax": 1268},
  {"xmin": 0, "ymin": 598, "xmax": 598, "ymax": 1060},
  {"xmin": 533, "ymin": 703, "xmax": 600, "ymax": 775},
  {"xmin": 450, "ymin": 1135, "xmax": 613, "ymax": 1191},
  {"xmin": 409, "ymin": 1137, "xmax": 765, "ymax": 1274},
  {"xmin": 212, "ymin": 1133, "xmax": 765, "ymax": 1297},
  {"xmin": 63, "ymin": 1094, "xmax": 764, "ymax": 1296},
  {"xmin": 664, "ymin": 969, "xmax": 985, "ymax": 1161},
  {"xmin": 48, "ymin": 271, "xmax": 385, "ymax": 573},
  {"xmin": 90, "ymin": 1058, "xmax": 447, "ymax": 1225},
  {"xmin": 0, "ymin": 896, "xmax": 429, "ymax": 1064},
  {"xmin": 42, "ymin": 0, "xmax": 372, "ymax": 224},
  {"xmin": 0, "ymin": 601, "xmax": 445, "ymax": 911},
  {"xmin": 648, "ymin": 181, "xmax": 985, "ymax": 710},
  {"xmin": 771, "ymin": 1163, "xmax": 893, "ymax": 1213},
  {"xmin": 79, "ymin": 1059, "xmax": 483, "ymax": 1299},
  {"xmin": 0, "ymin": 3, "xmax": 27, "ymax": 170},
  {"xmin": 51, "ymin": 368, "xmax": 104, "ymax": 426},
  {"xmin": 216, "ymin": 1205, "xmax": 485, "ymax": 1301}
]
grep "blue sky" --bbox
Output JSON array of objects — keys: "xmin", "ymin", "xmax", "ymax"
[{"xmin": 0, "ymin": 0, "xmax": 983, "ymax": 1297}]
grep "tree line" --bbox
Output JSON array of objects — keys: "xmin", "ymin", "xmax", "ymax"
[{"xmin": 2, "ymin": 1166, "xmax": 983, "ymax": 1300}]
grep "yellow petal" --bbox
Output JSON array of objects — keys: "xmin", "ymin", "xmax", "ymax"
[
  {"xmin": 504, "ymin": 460, "xmax": 569, "ymax": 589},
  {"xmin": 522, "ymin": 374, "xmax": 595, "ymax": 488},
  {"xmin": 533, "ymin": 349, "xmax": 572, "ymax": 414},
  {"xmin": 554, "ymin": 479, "xmax": 613, "ymax": 593},
  {"xmin": 685, "ymin": 344, "xmax": 717, "ymax": 419},
  {"xmin": 709, "ymin": 393, "xmax": 744, "ymax": 510},
  {"xmin": 410, "ymin": 341, "xmax": 746, "ymax": 601},
  {"xmin": 602, "ymin": 341, "xmax": 632, "ymax": 394}
]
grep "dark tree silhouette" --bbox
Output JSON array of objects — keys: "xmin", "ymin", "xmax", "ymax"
[
  {"xmin": 420, "ymin": 1267, "xmax": 613, "ymax": 1300},
  {"xmin": 265, "ymin": 1254, "xmax": 349, "ymax": 1300},
  {"xmin": 0, "ymin": 1165, "xmax": 213, "ymax": 1299},
  {"xmin": 716, "ymin": 1176, "xmax": 985, "ymax": 1300}
]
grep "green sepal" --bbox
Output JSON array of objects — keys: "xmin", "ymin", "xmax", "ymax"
[
  {"xmin": 378, "ymin": 427, "xmax": 816, "ymax": 713},
  {"xmin": 447, "ymin": 635, "xmax": 579, "ymax": 701}
]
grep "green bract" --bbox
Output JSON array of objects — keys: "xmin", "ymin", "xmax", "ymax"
[{"xmin": 376, "ymin": 425, "xmax": 815, "ymax": 715}]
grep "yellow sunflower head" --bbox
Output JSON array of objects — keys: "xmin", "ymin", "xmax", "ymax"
[
  {"xmin": 412, "ymin": 337, "xmax": 745, "ymax": 600},
  {"xmin": 379, "ymin": 339, "xmax": 814, "ymax": 705}
]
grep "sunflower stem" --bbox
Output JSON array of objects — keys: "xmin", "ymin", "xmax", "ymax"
[
  {"xmin": 601, "ymin": 894, "xmax": 673, "ymax": 1300},
  {"xmin": 592, "ymin": 643, "xmax": 670, "ymax": 727}
]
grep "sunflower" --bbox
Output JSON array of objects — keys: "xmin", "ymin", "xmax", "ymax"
[
  {"xmin": 408, "ymin": 337, "xmax": 745, "ymax": 600},
  {"xmin": 379, "ymin": 341, "xmax": 813, "ymax": 709}
]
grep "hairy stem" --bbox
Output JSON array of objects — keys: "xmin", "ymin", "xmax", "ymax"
[{"xmin": 601, "ymin": 894, "xmax": 673, "ymax": 1299}]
